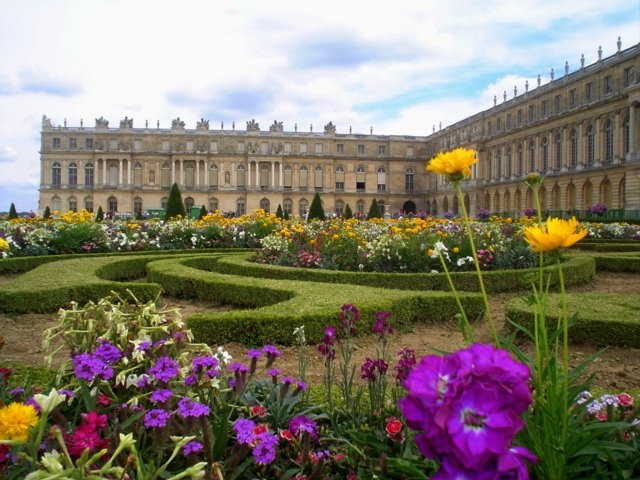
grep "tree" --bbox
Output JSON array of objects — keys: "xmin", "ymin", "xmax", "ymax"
[
  {"xmin": 43, "ymin": 206, "xmax": 52, "ymax": 220},
  {"xmin": 275, "ymin": 204, "xmax": 284, "ymax": 219},
  {"xmin": 366, "ymin": 198, "xmax": 381, "ymax": 220},
  {"xmin": 343, "ymin": 203, "xmax": 353, "ymax": 220},
  {"xmin": 307, "ymin": 192, "xmax": 325, "ymax": 221},
  {"xmin": 7, "ymin": 203, "xmax": 18, "ymax": 220},
  {"xmin": 198, "ymin": 205, "xmax": 208, "ymax": 220},
  {"xmin": 283, "ymin": 209, "xmax": 290, "ymax": 221},
  {"xmin": 165, "ymin": 183, "xmax": 187, "ymax": 221}
]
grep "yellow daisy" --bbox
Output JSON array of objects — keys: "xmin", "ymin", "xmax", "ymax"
[
  {"xmin": 524, "ymin": 217, "xmax": 588, "ymax": 253},
  {"xmin": 0, "ymin": 402, "xmax": 39, "ymax": 441},
  {"xmin": 426, "ymin": 148, "xmax": 478, "ymax": 181}
]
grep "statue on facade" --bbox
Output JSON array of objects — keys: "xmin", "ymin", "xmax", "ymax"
[
  {"xmin": 41, "ymin": 115, "xmax": 52, "ymax": 130},
  {"xmin": 119, "ymin": 116, "xmax": 133, "ymax": 129},
  {"xmin": 269, "ymin": 120, "xmax": 283, "ymax": 132},
  {"xmin": 95, "ymin": 116, "xmax": 109, "ymax": 128},
  {"xmin": 246, "ymin": 119, "xmax": 260, "ymax": 132},
  {"xmin": 324, "ymin": 122, "xmax": 336, "ymax": 135},
  {"xmin": 172, "ymin": 117, "xmax": 186, "ymax": 129},
  {"xmin": 196, "ymin": 118, "xmax": 210, "ymax": 130}
]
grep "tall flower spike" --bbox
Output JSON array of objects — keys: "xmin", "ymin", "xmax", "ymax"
[{"xmin": 426, "ymin": 148, "xmax": 478, "ymax": 182}]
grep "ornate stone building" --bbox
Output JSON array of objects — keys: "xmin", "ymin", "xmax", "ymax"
[{"xmin": 39, "ymin": 40, "xmax": 640, "ymax": 218}]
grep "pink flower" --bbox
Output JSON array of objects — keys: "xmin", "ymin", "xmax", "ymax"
[{"xmin": 617, "ymin": 393, "xmax": 634, "ymax": 407}]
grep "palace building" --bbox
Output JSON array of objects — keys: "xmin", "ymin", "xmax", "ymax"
[{"xmin": 39, "ymin": 39, "xmax": 640, "ymax": 219}]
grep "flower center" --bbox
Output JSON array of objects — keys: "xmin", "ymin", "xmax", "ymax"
[{"xmin": 461, "ymin": 408, "xmax": 486, "ymax": 430}]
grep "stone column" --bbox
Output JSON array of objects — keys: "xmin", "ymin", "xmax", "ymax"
[
  {"xmin": 127, "ymin": 159, "xmax": 131, "ymax": 186},
  {"xmin": 171, "ymin": 159, "xmax": 176, "ymax": 185},
  {"xmin": 204, "ymin": 160, "xmax": 209, "ymax": 187},
  {"xmin": 119, "ymin": 159, "xmax": 123, "ymax": 186},
  {"xmin": 179, "ymin": 159, "xmax": 184, "ymax": 186},
  {"xmin": 195, "ymin": 160, "xmax": 200, "ymax": 187},
  {"xmin": 102, "ymin": 159, "xmax": 107, "ymax": 185},
  {"xmin": 271, "ymin": 161, "xmax": 275, "ymax": 188}
]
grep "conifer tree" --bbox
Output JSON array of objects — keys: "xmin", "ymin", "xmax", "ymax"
[
  {"xmin": 8, "ymin": 203, "xmax": 18, "ymax": 220},
  {"xmin": 283, "ymin": 209, "xmax": 290, "ymax": 221},
  {"xmin": 307, "ymin": 192, "xmax": 325, "ymax": 221},
  {"xmin": 275, "ymin": 204, "xmax": 284, "ymax": 219},
  {"xmin": 343, "ymin": 203, "xmax": 353, "ymax": 220},
  {"xmin": 165, "ymin": 183, "xmax": 187, "ymax": 221},
  {"xmin": 366, "ymin": 198, "xmax": 381, "ymax": 220},
  {"xmin": 95, "ymin": 206, "xmax": 104, "ymax": 222},
  {"xmin": 198, "ymin": 205, "xmax": 208, "ymax": 220},
  {"xmin": 43, "ymin": 206, "xmax": 52, "ymax": 220}
]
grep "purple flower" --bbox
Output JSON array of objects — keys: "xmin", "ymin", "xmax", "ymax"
[
  {"xmin": 289, "ymin": 415, "xmax": 319, "ymax": 441},
  {"xmin": 144, "ymin": 408, "xmax": 170, "ymax": 428},
  {"xmin": 252, "ymin": 431, "xmax": 278, "ymax": 465},
  {"xmin": 177, "ymin": 397, "xmax": 210, "ymax": 419},
  {"xmin": 148, "ymin": 356, "xmax": 180, "ymax": 383},
  {"xmin": 150, "ymin": 388, "xmax": 173, "ymax": 403},
  {"xmin": 183, "ymin": 440, "xmax": 204, "ymax": 456},
  {"xmin": 372, "ymin": 312, "xmax": 394, "ymax": 339},
  {"xmin": 338, "ymin": 303, "xmax": 360, "ymax": 335},
  {"xmin": 394, "ymin": 348, "xmax": 417, "ymax": 386},
  {"xmin": 94, "ymin": 340, "xmax": 123, "ymax": 364},
  {"xmin": 137, "ymin": 340, "xmax": 152, "ymax": 351},
  {"xmin": 233, "ymin": 417, "xmax": 256, "ymax": 445},
  {"xmin": 317, "ymin": 327, "xmax": 339, "ymax": 363},
  {"xmin": 228, "ymin": 362, "xmax": 249, "ymax": 373},
  {"xmin": 246, "ymin": 349, "xmax": 262, "ymax": 359},
  {"xmin": 73, "ymin": 353, "xmax": 113, "ymax": 382},
  {"xmin": 399, "ymin": 343, "xmax": 533, "ymax": 476},
  {"xmin": 360, "ymin": 357, "xmax": 389, "ymax": 382},
  {"xmin": 191, "ymin": 355, "xmax": 219, "ymax": 377}
]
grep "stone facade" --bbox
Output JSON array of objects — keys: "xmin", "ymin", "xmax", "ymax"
[{"xmin": 39, "ymin": 41, "xmax": 640, "ymax": 218}]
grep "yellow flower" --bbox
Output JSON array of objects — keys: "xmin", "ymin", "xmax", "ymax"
[
  {"xmin": 453, "ymin": 246, "xmax": 460, "ymax": 253},
  {"xmin": 0, "ymin": 237, "xmax": 9, "ymax": 252},
  {"xmin": 0, "ymin": 402, "xmax": 39, "ymax": 441},
  {"xmin": 524, "ymin": 217, "xmax": 588, "ymax": 253},
  {"xmin": 426, "ymin": 148, "xmax": 478, "ymax": 180}
]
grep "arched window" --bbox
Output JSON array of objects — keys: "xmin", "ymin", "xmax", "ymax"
[
  {"xmin": 356, "ymin": 199, "xmax": 365, "ymax": 216},
  {"xmin": 604, "ymin": 120, "xmax": 613, "ymax": 163},
  {"xmin": 161, "ymin": 197, "xmax": 168, "ymax": 209},
  {"xmin": 541, "ymin": 137, "xmax": 548, "ymax": 171},
  {"xmin": 335, "ymin": 166, "xmax": 345, "ymax": 191},
  {"xmin": 586, "ymin": 124, "xmax": 595, "ymax": 165},
  {"xmin": 283, "ymin": 165, "xmax": 293, "ymax": 190},
  {"xmin": 570, "ymin": 129, "xmax": 578, "ymax": 168},
  {"xmin": 260, "ymin": 164, "xmax": 270, "ymax": 190},
  {"xmin": 356, "ymin": 166, "xmax": 366, "ymax": 192},
  {"xmin": 68, "ymin": 196, "xmax": 77, "ymax": 212},
  {"xmin": 405, "ymin": 168, "xmax": 414, "ymax": 192},
  {"xmin": 335, "ymin": 199, "xmax": 344, "ymax": 216},
  {"xmin": 161, "ymin": 162, "xmax": 171, "ymax": 187},
  {"xmin": 68, "ymin": 163, "xmax": 78, "ymax": 186},
  {"xmin": 107, "ymin": 196, "xmax": 118, "ymax": 214},
  {"xmin": 377, "ymin": 167, "xmax": 386, "ymax": 192},
  {"xmin": 51, "ymin": 196, "xmax": 61, "ymax": 211},
  {"xmin": 299, "ymin": 166, "xmax": 308, "ymax": 190},
  {"xmin": 52, "ymin": 162, "xmax": 61, "ymax": 186},
  {"xmin": 314, "ymin": 166, "xmax": 323, "ymax": 190},
  {"xmin": 84, "ymin": 163, "xmax": 94, "ymax": 186},
  {"xmin": 283, "ymin": 198, "xmax": 293, "ymax": 215},
  {"xmin": 209, "ymin": 197, "xmax": 218, "ymax": 213},
  {"xmin": 299, "ymin": 198, "xmax": 308, "ymax": 217},
  {"xmin": 236, "ymin": 198, "xmax": 245, "ymax": 216},
  {"xmin": 133, "ymin": 197, "xmax": 143, "ymax": 215},
  {"xmin": 555, "ymin": 133, "xmax": 562, "ymax": 170},
  {"xmin": 260, "ymin": 198, "xmax": 270, "ymax": 212},
  {"xmin": 184, "ymin": 197, "xmax": 195, "ymax": 212},
  {"xmin": 236, "ymin": 165, "xmax": 246, "ymax": 188},
  {"xmin": 84, "ymin": 196, "xmax": 93, "ymax": 212},
  {"xmin": 133, "ymin": 162, "xmax": 142, "ymax": 187},
  {"xmin": 209, "ymin": 164, "xmax": 219, "ymax": 189}
]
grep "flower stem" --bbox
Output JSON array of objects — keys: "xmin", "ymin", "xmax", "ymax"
[{"xmin": 455, "ymin": 182, "xmax": 498, "ymax": 345}]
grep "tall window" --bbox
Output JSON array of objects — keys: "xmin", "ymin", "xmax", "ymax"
[
  {"xmin": 487, "ymin": 152, "xmax": 492, "ymax": 179},
  {"xmin": 133, "ymin": 162, "xmax": 142, "ymax": 187},
  {"xmin": 68, "ymin": 197, "xmax": 77, "ymax": 212},
  {"xmin": 209, "ymin": 198, "xmax": 218, "ymax": 212},
  {"xmin": 529, "ymin": 141, "xmax": 536, "ymax": 172},
  {"xmin": 506, "ymin": 148, "xmax": 512, "ymax": 177},
  {"xmin": 52, "ymin": 162, "xmax": 61, "ymax": 186},
  {"xmin": 541, "ymin": 100, "xmax": 547, "ymax": 116},
  {"xmin": 259, "ymin": 198, "xmax": 270, "ymax": 212},
  {"xmin": 69, "ymin": 138, "xmax": 77, "ymax": 150},
  {"xmin": 133, "ymin": 197, "xmax": 143, "ymax": 215},
  {"xmin": 356, "ymin": 200, "xmax": 365, "ymax": 216},
  {"xmin": 555, "ymin": 133, "xmax": 562, "ymax": 170},
  {"xmin": 541, "ymin": 137, "xmax": 548, "ymax": 171},
  {"xmin": 554, "ymin": 95, "xmax": 562, "ymax": 113},
  {"xmin": 586, "ymin": 82, "xmax": 593, "ymax": 102},
  {"xmin": 299, "ymin": 166, "xmax": 308, "ymax": 190},
  {"xmin": 161, "ymin": 197, "xmax": 168, "ymax": 209},
  {"xmin": 236, "ymin": 199, "xmax": 245, "ymax": 215},
  {"xmin": 569, "ymin": 89, "xmax": 577, "ymax": 108},
  {"xmin": 299, "ymin": 199, "xmax": 308, "ymax": 217},
  {"xmin": 335, "ymin": 200, "xmax": 344, "ymax": 216},
  {"xmin": 377, "ymin": 167, "xmax": 386, "ymax": 192},
  {"xmin": 108, "ymin": 196, "xmax": 118, "ymax": 214},
  {"xmin": 378, "ymin": 145, "xmax": 386, "ymax": 155},
  {"xmin": 587, "ymin": 125, "xmax": 595, "ymax": 165},
  {"xmin": 209, "ymin": 164, "xmax": 218, "ymax": 189},
  {"xmin": 336, "ymin": 144, "xmax": 344, "ymax": 154},
  {"xmin": 283, "ymin": 198, "xmax": 292, "ymax": 215},
  {"xmin": 314, "ymin": 166, "xmax": 323, "ymax": 191},
  {"xmin": 84, "ymin": 197, "xmax": 93, "ymax": 212},
  {"xmin": 624, "ymin": 117, "xmax": 631, "ymax": 154},
  {"xmin": 68, "ymin": 162, "xmax": 78, "ymax": 186},
  {"xmin": 406, "ymin": 146, "xmax": 414, "ymax": 157},
  {"xmin": 570, "ymin": 129, "xmax": 578, "ymax": 168},
  {"xmin": 52, "ymin": 137, "xmax": 61, "ymax": 149},
  {"xmin": 283, "ymin": 165, "xmax": 292, "ymax": 190},
  {"xmin": 335, "ymin": 166, "xmax": 345, "ymax": 191},
  {"xmin": 496, "ymin": 151, "xmax": 502, "ymax": 179},
  {"xmin": 315, "ymin": 143, "xmax": 324, "ymax": 154},
  {"xmin": 604, "ymin": 120, "xmax": 613, "ymax": 163},
  {"xmin": 528, "ymin": 105, "xmax": 534, "ymax": 121},
  {"xmin": 604, "ymin": 75, "xmax": 613, "ymax": 95},
  {"xmin": 356, "ymin": 166, "xmax": 366, "ymax": 192},
  {"xmin": 357, "ymin": 144, "xmax": 365, "ymax": 155},
  {"xmin": 299, "ymin": 143, "xmax": 308, "ymax": 154},
  {"xmin": 85, "ymin": 138, "xmax": 94, "ymax": 150},
  {"xmin": 161, "ymin": 162, "xmax": 171, "ymax": 187},
  {"xmin": 405, "ymin": 168, "xmax": 414, "ymax": 192},
  {"xmin": 236, "ymin": 165, "xmax": 246, "ymax": 188}
]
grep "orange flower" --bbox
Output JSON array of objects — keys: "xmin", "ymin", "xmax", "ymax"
[
  {"xmin": 426, "ymin": 148, "xmax": 478, "ymax": 181},
  {"xmin": 524, "ymin": 217, "xmax": 588, "ymax": 253}
]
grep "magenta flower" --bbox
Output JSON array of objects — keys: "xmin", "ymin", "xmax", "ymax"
[
  {"xmin": 399, "ymin": 343, "xmax": 536, "ymax": 477},
  {"xmin": 289, "ymin": 415, "xmax": 319, "ymax": 441},
  {"xmin": 339, "ymin": 303, "xmax": 360, "ymax": 335}
]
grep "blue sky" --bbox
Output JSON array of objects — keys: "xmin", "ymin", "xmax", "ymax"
[{"xmin": 0, "ymin": 0, "xmax": 638, "ymax": 212}]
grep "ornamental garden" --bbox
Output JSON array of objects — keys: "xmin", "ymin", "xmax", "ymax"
[{"xmin": 1, "ymin": 150, "xmax": 640, "ymax": 479}]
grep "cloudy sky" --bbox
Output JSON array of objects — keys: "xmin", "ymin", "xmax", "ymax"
[{"xmin": 0, "ymin": 0, "xmax": 638, "ymax": 212}]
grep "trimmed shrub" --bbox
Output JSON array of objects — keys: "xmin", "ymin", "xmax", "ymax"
[
  {"xmin": 165, "ymin": 183, "xmax": 187, "ymax": 220},
  {"xmin": 307, "ymin": 192, "xmax": 325, "ymax": 221},
  {"xmin": 366, "ymin": 199, "xmax": 381, "ymax": 219}
]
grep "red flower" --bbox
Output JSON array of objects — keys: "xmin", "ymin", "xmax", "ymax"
[
  {"xmin": 251, "ymin": 405, "xmax": 267, "ymax": 418},
  {"xmin": 617, "ymin": 393, "xmax": 634, "ymax": 407},
  {"xmin": 595, "ymin": 411, "xmax": 608, "ymax": 422},
  {"xmin": 64, "ymin": 424, "xmax": 109, "ymax": 458},
  {"xmin": 253, "ymin": 423, "xmax": 268, "ymax": 436},
  {"xmin": 82, "ymin": 411, "xmax": 107, "ymax": 429},
  {"xmin": 96, "ymin": 394, "xmax": 111, "ymax": 407},
  {"xmin": 385, "ymin": 417, "xmax": 404, "ymax": 442},
  {"xmin": 279, "ymin": 429, "xmax": 294, "ymax": 442}
]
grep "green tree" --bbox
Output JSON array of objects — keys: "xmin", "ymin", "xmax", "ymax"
[
  {"xmin": 283, "ymin": 209, "xmax": 290, "ymax": 221},
  {"xmin": 275, "ymin": 204, "xmax": 284, "ymax": 219},
  {"xmin": 366, "ymin": 198, "xmax": 381, "ymax": 220},
  {"xmin": 95, "ymin": 206, "xmax": 104, "ymax": 222},
  {"xmin": 43, "ymin": 206, "xmax": 52, "ymax": 220},
  {"xmin": 343, "ymin": 203, "xmax": 353, "ymax": 220},
  {"xmin": 307, "ymin": 192, "xmax": 325, "ymax": 221},
  {"xmin": 8, "ymin": 203, "xmax": 18, "ymax": 220},
  {"xmin": 165, "ymin": 183, "xmax": 187, "ymax": 221},
  {"xmin": 198, "ymin": 205, "xmax": 208, "ymax": 220}
]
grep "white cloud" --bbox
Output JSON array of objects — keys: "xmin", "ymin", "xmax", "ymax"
[{"xmin": 0, "ymin": 0, "xmax": 638, "ymax": 211}]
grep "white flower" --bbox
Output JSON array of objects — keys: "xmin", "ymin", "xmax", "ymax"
[
  {"xmin": 40, "ymin": 450, "xmax": 64, "ymax": 473},
  {"xmin": 216, "ymin": 346, "xmax": 232, "ymax": 365},
  {"xmin": 34, "ymin": 388, "xmax": 68, "ymax": 414}
]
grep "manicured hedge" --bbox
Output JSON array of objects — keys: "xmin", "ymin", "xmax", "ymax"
[
  {"xmin": 590, "ymin": 252, "xmax": 640, "ymax": 273},
  {"xmin": 577, "ymin": 241, "xmax": 640, "ymax": 253},
  {"xmin": 211, "ymin": 253, "xmax": 596, "ymax": 293},
  {"xmin": 505, "ymin": 293, "xmax": 640, "ymax": 347},
  {"xmin": 145, "ymin": 255, "xmax": 485, "ymax": 346}
]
